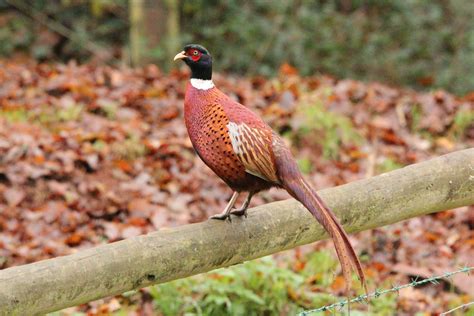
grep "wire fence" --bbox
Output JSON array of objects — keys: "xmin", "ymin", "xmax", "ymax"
[{"xmin": 299, "ymin": 266, "xmax": 473, "ymax": 315}]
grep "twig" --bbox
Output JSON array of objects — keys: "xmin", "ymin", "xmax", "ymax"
[{"xmin": 440, "ymin": 301, "xmax": 474, "ymax": 315}]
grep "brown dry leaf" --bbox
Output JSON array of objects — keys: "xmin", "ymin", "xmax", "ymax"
[
  {"xmin": 330, "ymin": 275, "xmax": 346, "ymax": 293},
  {"xmin": 398, "ymin": 286, "xmax": 429, "ymax": 312},
  {"xmin": 128, "ymin": 198, "xmax": 153, "ymax": 217},
  {"xmin": 279, "ymin": 63, "xmax": 299, "ymax": 76},
  {"xmin": 65, "ymin": 233, "xmax": 83, "ymax": 247},
  {"xmin": 122, "ymin": 226, "xmax": 142, "ymax": 239},
  {"xmin": 292, "ymin": 260, "xmax": 305, "ymax": 272},
  {"xmin": 3, "ymin": 187, "xmax": 26, "ymax": 207},
  {"xmin": 435, "ymin": 137, "xmax": 455, "ymax": 150},
  {"xmin": 115, "ymin": 160, "xmax": 133, "ymax": 173},
  {"xmin": 128, "ymin": 217, "xmax": 148, "ymax": 227},
  {"xmin": 103, "ymin": 223, "xmax": 121, "ymax": 241},
  {"xmin": 423, "ymin": 231, "xmax": 441, "ymax": 242},
  {"xmin": 371, "ymin": 261, "xmax": 387, "ymax": 272},
  {"xmin": 392, "ymin": 264, "xmax": 434, "ymax": 279},
  {"xmin": 151, "ymin": 208, "xmax": 169, "ymax": 229}
]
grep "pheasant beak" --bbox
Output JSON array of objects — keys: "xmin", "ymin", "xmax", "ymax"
[{"xmin": 173, "ymin": 51, "xmax": 187, "ymax": 61}]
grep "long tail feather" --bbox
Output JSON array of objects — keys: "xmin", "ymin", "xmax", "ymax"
[{"xmin": 283, "ymin": 176, "xmax": 367, "ymax": 294}]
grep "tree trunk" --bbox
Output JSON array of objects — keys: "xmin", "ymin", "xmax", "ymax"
[
  {"xmin": 129, "ymin": 0, "xmax": 180, "ymax": 67},
  {"xmin": 129, "ymin": 0, "xmax": 145, "ymax": 66},
  {"xmin": 164, "ymin": 0, "xmax": 180, "ymax": 68}
]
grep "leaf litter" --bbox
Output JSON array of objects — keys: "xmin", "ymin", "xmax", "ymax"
[{"xmin": 0, "ymin": 59, "xmax": 472, "ymax": 314}]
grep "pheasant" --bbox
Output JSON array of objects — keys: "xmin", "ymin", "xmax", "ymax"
[{"xmin": 174, "ymin": 44, "xmax": 367, "ymax": 294}]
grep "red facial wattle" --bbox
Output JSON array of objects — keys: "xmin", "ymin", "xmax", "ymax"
[{"xmin": 188, "ymin": 49, "xmax": 201, "ymax": 62}]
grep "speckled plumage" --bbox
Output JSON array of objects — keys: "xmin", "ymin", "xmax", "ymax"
[
  {"xmin": 176, "ymin": 44, "xmax": 367, "ymax": 295},
  {"xmin": 184, "ymin": 83, "xmax": 276, "ymax": 193}
]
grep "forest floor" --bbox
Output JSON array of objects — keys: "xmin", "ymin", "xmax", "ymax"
[{"xmin": 0, "ymin": 58, "xmax": 473, "ymax": 315}]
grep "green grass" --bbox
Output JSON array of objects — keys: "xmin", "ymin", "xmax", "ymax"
[
  {"xmin": 150, "ymin": 256, "xmax": 307, "ymax": 315},
  {"xmin": 148, "ymin": 251, "xmax": 396, "ymax": 316}
]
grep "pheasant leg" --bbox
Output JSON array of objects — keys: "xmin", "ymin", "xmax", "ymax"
[
  {"xmin": 230, "ymin": 192, "xmax": 254, "ymax": 217},
  {"xmin": 209, "ymin": 191, "xmax": 239, "ymax": 221}
]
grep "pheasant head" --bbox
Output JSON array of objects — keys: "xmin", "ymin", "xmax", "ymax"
[{"xmin": 174, "ymin": 44, "xmax": 213, "ymax": 80}]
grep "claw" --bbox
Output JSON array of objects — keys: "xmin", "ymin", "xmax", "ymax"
[
  {"xmin": 229, "ymin": 192, "xmax": 253, "ymax": 218},
  {"xmin": 209, "ymin": 213, "xmax": 232, "ymax": 222},
  {"xmin": 208, "ymin": 191, "xmax": 238, "ymax": 222},
  {"xmin": 230, "ymin": 208, "xmax": 247, "ymax": 218}
]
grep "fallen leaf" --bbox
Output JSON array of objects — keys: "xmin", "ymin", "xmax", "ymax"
[{"xmin": 3, "ymin": 188, "xmax": 26, "ymax": 207}]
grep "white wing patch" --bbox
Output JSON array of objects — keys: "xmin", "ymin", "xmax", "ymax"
[
  {"xmin": 227, "ymin": 122, "xmax": 245, "ymax": 154},
  {"xmin": 227, "ymin": 122, "xmax": 279, "ymax": 183}
]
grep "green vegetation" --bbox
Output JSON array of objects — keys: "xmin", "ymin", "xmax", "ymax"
[
  {"xmin": 111, "ymin": 133, "xmax": 147, "ymax": 160},
  {"xmin": 451, "ymin": 108, "xmax": 474, "ymax": 139},
  {"xmin": 377, "ymin": 157, "xmax": 405, "ymax": 174},
  {"xmin": 46, "ymin": 250, "xmax": 397, "ymax": 315},
  {"xmin": 409, "ymin": 103, "xmax": 423, "ymax": 132},
  {"xmin": 150, "ymin": 256, "xmax": 306, "ymax": 315},
  {"xmin": 197, "ymin": 0, "xmax": 474, "ymax": 95},
  {"xmin": 297, "ymin": 157, "xmax": 313, "ymax": 174},
  {"xmin": 2, "ymin": 1, "xmax": 473, "ymax": 94},
  {"xmin": 0, "ymin": 108, "xmax": 29, "ymax": 122},
  {"xmin": 148, "ymin": 251, "xmax": 390, "ymax": 316},
  {"xmin": 0, "ymin": 105, "xmax": 84, "ymax": 125},
  {"xmin": 295, "ymin": 101, "xmax": 363, "ymax": 159},
  {"xmin": 147, "ymin": 253, "xmax": 472, "ymax": 316},
  {"xmin": 93, "ymin": 99, "xmax": 120, "ymax": 120},
  {"xmin": 46, "ymin": 255, "xmax": 474, "ymax": 316},
  {"xmin": 38, "ymin": 104, "xmax": 84, "ymax": 124}
]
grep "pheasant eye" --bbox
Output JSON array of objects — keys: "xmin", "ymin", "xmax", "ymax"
[{"xmin": 190, "ymin": 49, "xmax": 201, "ymax": 61}]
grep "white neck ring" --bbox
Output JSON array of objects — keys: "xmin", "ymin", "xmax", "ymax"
[{"xmin": 190, "ymin": 78, "xmax": 214, "ymax": 90}]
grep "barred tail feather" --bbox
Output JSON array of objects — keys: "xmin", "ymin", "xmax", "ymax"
[
  {"xmin": 283, "ymin": 176, "xmax": 367, "ymax": 294},
  {"xmin": 310, "ymin": 185, "xmax": 367, "ymax": 294}
]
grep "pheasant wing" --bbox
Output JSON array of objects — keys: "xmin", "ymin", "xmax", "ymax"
[{"xmin": 227, "ymin": 122, "xmax": 279, "ymax": 183}]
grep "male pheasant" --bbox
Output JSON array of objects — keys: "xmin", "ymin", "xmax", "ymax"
[{"xmin": 174, "ymin": 44, "xmax": 366, "ymax": 294}]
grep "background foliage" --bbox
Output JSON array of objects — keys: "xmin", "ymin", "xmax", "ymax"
[{"xmin": 1, "ymin": 0, "xmax": 473, "ymax": 94}]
